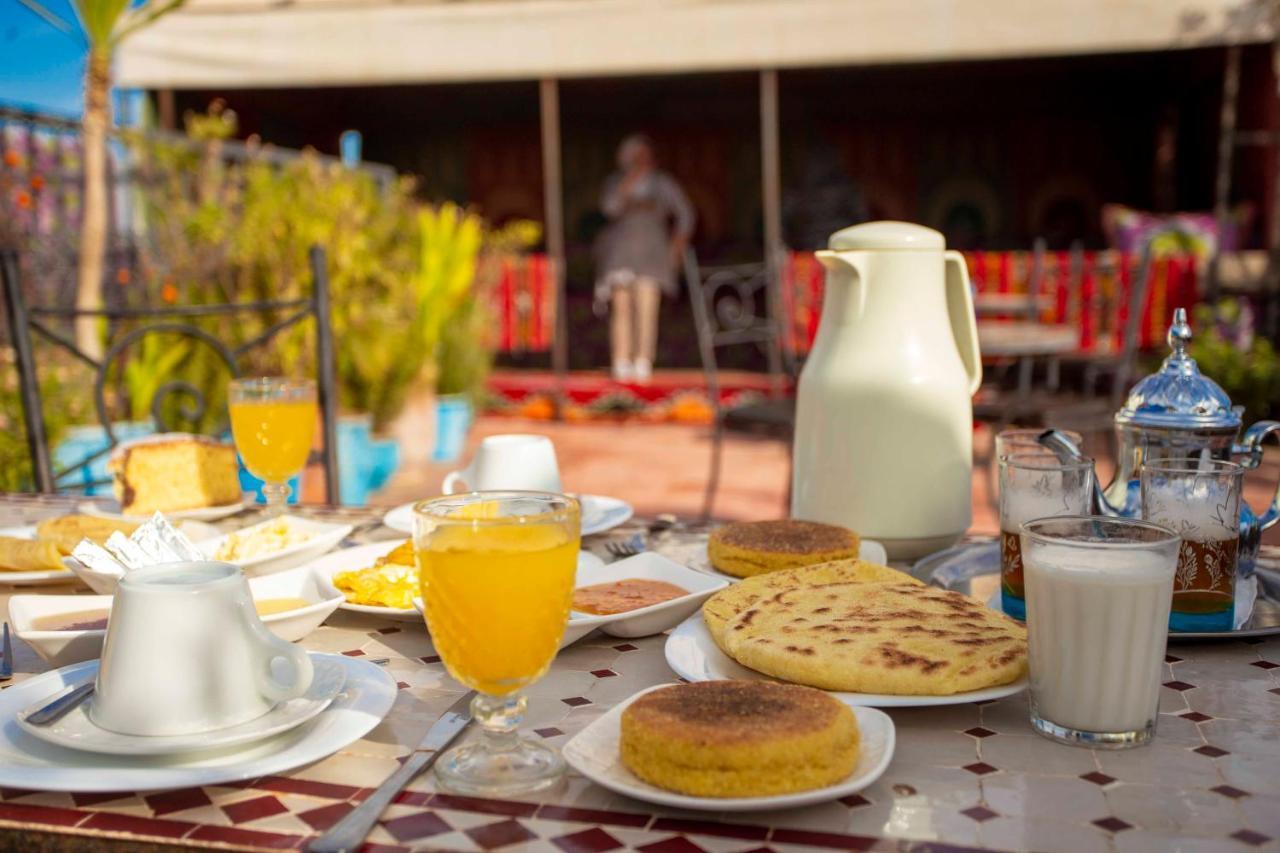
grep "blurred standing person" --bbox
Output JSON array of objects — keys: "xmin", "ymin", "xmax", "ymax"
[{"xmin": 596, "ymin": 134, "xmax": 695, "ymax": 383}]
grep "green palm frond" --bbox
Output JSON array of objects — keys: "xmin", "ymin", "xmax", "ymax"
[{"xmin": 21, "ymin": 0, "xmax": 185, "ymax": 48}]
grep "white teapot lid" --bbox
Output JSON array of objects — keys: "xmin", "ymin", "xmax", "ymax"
[{"xmin": 828, "ymin": 221, "xmax": 945, "ymax": 251}]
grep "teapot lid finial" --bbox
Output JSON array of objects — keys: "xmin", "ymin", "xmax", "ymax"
[
  {"xmin": 1168, "ymin": 307, "xmax": 1193, "ymax": 358},
  {"xmin": 1115, "ymin": 308, "xmax": 1240, "ymax": 431}
]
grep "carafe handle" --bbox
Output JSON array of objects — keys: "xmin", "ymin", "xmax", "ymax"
[
  {"xmin": 1237, "ymin": 420, "xmax": 1280, "ymax": 531},
  {"xmin": 944, "ymin": 251, "xmax": 982, "ymax": 394}
]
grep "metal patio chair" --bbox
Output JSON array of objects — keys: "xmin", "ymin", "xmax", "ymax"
[
  {"xmin": 683, "ymin": 248, "xmax": 795, "ymax": 521},
  {"xmin": 1, "ymin": 246, "xmax": 341, "ymax": 502}
]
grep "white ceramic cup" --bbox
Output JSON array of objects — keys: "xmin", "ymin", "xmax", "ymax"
[
  {"xmin": 441, "ymin": 434, "xmax": 563, "ymax": 495},
  {"xmin": 90, "ymin": 561, "xmax": 314, "ymax": 737}
]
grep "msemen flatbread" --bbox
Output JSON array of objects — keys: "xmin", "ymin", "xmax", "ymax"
[
  {"xmin": 718, "ymin": 582, "xmax": 1027, "ymax": 695},
  {"xmin": 702, "ymin": 558, "xmax": 921, "ymax": 647}
]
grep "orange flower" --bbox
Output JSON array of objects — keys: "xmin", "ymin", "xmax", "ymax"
[
  {"xmin": 29, "ymin": 175, "xmax": 44, "ymax": 191},
  {"xmin": 161, "ymin": 282, "xmax": 179, "ymax": 304},
  {"xmin": 2, "ymin": 150, "xmax": 19, "ymax": 168},
  {"xmin": 116, "ymin": 268, "xmax": 131, "ymax": 285},
  {"xmin": 15, "ymin": 190, "xmax": 31, "ymax": 209}
]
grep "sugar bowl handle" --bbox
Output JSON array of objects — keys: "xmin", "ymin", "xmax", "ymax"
[{"xmin": 1238, "ymin": 420, "xmax": 1280, "ymax": 531}]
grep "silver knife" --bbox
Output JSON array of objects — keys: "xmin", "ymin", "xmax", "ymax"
[
  {"xmin": 24, "ymin": 681, "xmax": 94, "ymax": 726},
  {"xmin": 309, "ymin": 691, "xmax": 475, "ymax": 853}
]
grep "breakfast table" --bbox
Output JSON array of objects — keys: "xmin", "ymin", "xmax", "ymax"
[{"xmin": 0, "ymin": 493, "xmax": 1275, "ymax": 853}]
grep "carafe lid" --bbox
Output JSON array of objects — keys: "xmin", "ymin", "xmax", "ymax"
[
  {"xmin": 1115, "ymin": 308, "xmax": 1241, "ymax": 430},
  {"xmin": 828, "ymin": 221, "xmax": 945, "ymax": 251}
]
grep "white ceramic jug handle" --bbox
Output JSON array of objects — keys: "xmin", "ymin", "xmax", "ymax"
[
  {"xmin": 944, "ymin": 250, "xmax": 983, "ymax": 395},
  {"xmin": 255, "ymin": 632, "xmax": 314, "ymax": 702},
  {"xmin": 441, "ymin": 470, "xmax": 465, "ymax": 494}
]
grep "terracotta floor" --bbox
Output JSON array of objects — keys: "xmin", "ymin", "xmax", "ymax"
[{"xmin": 371, "ymin": 416, "xmax": 1280, "ymax": 545}]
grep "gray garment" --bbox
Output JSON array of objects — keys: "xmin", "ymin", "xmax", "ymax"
[{"xmin": 597, "ymin": 169, "xmax": 695, "ymax": 295}]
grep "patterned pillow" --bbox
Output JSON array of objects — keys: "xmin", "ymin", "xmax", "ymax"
[{"xmin": 1102, "ymin": 203, "xmax": 1253, "ymax": 259}]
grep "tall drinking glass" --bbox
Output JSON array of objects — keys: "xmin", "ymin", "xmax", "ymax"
[
  {"xmin": 228, "ymin": 378, "xmax": 318, "ymax": 514},
  {"xmin": 1021, "ymin": 516, "xmax": 1180, "ymax": 748},
  {"xmin": 998, "ymin": 452, "xmax": 1094, "ymax": 620},
  {"xmin": 414, "ymin": 491, "xmax": 581, "ymax": 795},
  {"xmin": 994, "ymin": 428, "xmax": 1083, "ymax": 460},
  {"xmin": 1141, "ymin": 460, "xmax": 1243, "ymax": 633}
]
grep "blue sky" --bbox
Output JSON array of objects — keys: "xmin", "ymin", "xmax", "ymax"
[{"xmin": 1, "ymin": 0, "xmax": 89, "ymax": 117}]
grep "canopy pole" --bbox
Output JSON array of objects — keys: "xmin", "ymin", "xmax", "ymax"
[
  {"xmin": 540, "ymin": 77, "xmax": 568, "ymax": 417},
  {"xmin": 760, "ymin": 68, "xmax": 785, "ymax": 393}
]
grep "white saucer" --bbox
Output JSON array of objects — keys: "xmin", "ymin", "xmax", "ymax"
[
  {"xmin": 563, "ymin": 684, "xmax": 895, "ymax": 812},
  {"xmin": 0, "ymin": 654, "xmax": 395, "ymax": 792},
  {"xmin": 664, "ymin": 613, "xmax": 1028, "ymax": 708},
  {"xmin": 18, "ymin": 657, "xmax": 346, "ymax": 756},
  {"xmin": 382, "ymin": 493, "xmax": 634, "ymax": 538},
  {"xmin": 78, "ymin": 497, "xmax": 249, "ymax": 523}
]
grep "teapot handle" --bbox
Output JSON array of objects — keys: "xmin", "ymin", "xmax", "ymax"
[
  {"xmin": 1238, "ymin": 420, "xmax": 1280, "ymax": 531},
  {"xmin": 944, "ymin": 251, "xmax": 983, "ymax": 395}
]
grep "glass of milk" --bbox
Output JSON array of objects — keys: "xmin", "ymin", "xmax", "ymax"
[{"xmin": 1020, "ymin": 516, "xmax": 1181, "ymax": 748}]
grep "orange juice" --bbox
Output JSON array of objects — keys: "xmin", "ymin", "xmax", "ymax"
[
  {"xmin": 418, "ymin": 522, "xmax": 578, "ymax": 696},
  {"xmin": 229, "ymin": 399, "xmax": 317, "ymax": 483}
]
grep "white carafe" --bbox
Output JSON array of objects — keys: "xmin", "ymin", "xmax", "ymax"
[{"xmin": 791, "ymin": 222, "xmax": 981, "ymax": 559}]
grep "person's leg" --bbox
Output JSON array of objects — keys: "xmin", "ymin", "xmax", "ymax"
[
  {"xmin": 634, "ymin": 279, "xmax": 661, "ymax": 382},
  {"xmin": 611, "ymin": 285, "xmax": 634, "ymax": 381}
]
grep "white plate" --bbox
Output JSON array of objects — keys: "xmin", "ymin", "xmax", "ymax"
[
  {"xmin": 0, "ymin": 654, "xmax": 394, "ymax": 792},
  {"xmin": 313, "ymin": 542, "xmax": 608, "ymax": 623},
  {"xmin": 18, "ymin": 656, "xmax": 346, "ymax": 756},
  {"xmin": 563, "ymin": 684, "xmax": 895, "ymax": 811},
  {"xmin": 0, "ymin": 526, "xmax": 82, "ymax": 586},
  {"xmin": 199, "ymin": 515, "xmax": 353, "ymax": 578},
  {"xmin": 11, "ymin": 564, "xmax": 345, "ymax": 667},
  {"xmin": 664, "ymin": 613, "xmax": 1028, "ymax": 708},
  {"xmin": 78, "ymin": 497, "xmax": 250, "ymax": 523},
  {"xmin": 382, "ymin": 493, "xmax": 635, "ymax": 538}
]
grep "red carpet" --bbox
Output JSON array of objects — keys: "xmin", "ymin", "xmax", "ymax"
[{"xmin": 485, "ymin": 369, "xmax": 791, "ymax": 423}]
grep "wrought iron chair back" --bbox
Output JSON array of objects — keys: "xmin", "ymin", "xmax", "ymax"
[
  {"xmin": 682, "ymin": 248, "xmax": 794, "ymax": 520},
  {"xmin": 1, "ymin": 246, "xmax": 340, "ymax": 503}
]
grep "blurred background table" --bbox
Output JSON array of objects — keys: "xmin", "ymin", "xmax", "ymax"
[{"xmin": 0, "ymin": 494, "xmax": 1274, "ymax": 852}]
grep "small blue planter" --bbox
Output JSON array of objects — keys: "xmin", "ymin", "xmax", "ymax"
[
  {"xmin": 335, "ymin": 416, "xmax": 401, "ymax": 507},
  {"xmin": 432, "ymin": 395, "xmax": 473, "ymax": 463},
  {"xmin": 52, "ymin": 422, "xmax": 155, "ymax": 495}
]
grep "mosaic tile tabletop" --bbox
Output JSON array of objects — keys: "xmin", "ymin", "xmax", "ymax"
[{"xmin": 0, "ymin": 493, "xmax": 1276, "ymax": 853}]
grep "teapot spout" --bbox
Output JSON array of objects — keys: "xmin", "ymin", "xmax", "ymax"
[{"xmin": 1036, "ymin": 429, "xmax": 1126, "ymax": 517}]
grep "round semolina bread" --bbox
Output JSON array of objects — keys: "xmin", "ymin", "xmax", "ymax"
[
  {"xmin": 707, "ymin": 520, "xmax": 860, "ymax": 578},
  {"xmin": 702, "ymin": 558, "xmax": 921, "ymax": 646},
  {"xmin": 718, "ymin": 582, "xmax": 1027, "ymax": 696},
  {"xmin": 620, "ymin": 681, "xmax": 858, "ymax": 798}
]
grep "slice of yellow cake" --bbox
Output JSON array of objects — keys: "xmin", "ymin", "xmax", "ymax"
[{"xmin": 108, "ymin": 434, "xmax": 241, "ymax": 515}]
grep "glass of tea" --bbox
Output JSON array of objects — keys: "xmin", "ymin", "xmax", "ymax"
[
  {"xmin": 413, "ymin": 491, "xmax": 580, "ymax": 796},
  {"xmin": 1140, "ymin": 459, "xmax": 1243, "ymax": 633},
  {"xmin": 998, "ymin": 451, "xmax": 1094, "ymax": 620}
]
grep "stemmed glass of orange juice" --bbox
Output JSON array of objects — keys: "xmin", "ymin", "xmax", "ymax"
[
  {"xmin": 413, "ymin": 491, "xmax": 581, "ymax": 795},
  {"xmin": 228, "ymin": 378, "xmax": 318, "ymax": 515}
]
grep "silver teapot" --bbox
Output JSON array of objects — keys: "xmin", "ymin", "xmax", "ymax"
[{"xmin": 1047, "ymin": 308, "xmax": 1279, "ymax": 577}]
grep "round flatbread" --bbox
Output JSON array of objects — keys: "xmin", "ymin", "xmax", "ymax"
[
  {"xmin": 717, "ymin": 582, "xmax": 1027, "ymax": 696},
  {"xmin": 707, "ymin": 520, "xmax": 860, "ymax": 578},
  {"xmin": 702, "ymin": 558, "xmax": 921, "ymax": 647}
]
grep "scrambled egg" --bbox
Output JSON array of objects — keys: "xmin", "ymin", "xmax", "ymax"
[
  {"xmin": 332, "ymin": 541, "xmax": 418, "ymax": 609},
  {"xmin": 216, "ymin": 517, "xmax": 317, "ymax": 562}
]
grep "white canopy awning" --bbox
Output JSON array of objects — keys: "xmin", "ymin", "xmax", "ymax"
[{"xmin": 117, "ymin": 0, "xmax": 1275, "ymax": 90}]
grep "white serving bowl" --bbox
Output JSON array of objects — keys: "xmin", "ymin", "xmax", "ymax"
[
  {"xmin": 412, "ymin": 551, "xmax": 727, "ymax": 648},
  {"xmin": 9, "ymin": 564, "xmax": 343, "ymax": 667},
  {"xmin": 199, "ymin": 515, "xmax": 353, "ymax": 577},
  {"xmin": 67, "ymin": 516, "xmax": 353, "ymax": 593}
]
